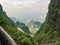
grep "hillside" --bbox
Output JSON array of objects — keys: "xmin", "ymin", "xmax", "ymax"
[
  {"xmin": 0, "ymin": 4, "xmax": 35, "ymax": 45},
  {"xmin": 0, "ymin": 5, "xmax": 16, "ymax": 28},
  {"xmin": 16, "ymin": 21, "xmax": 31, "ymax": 34},
  {"xmin": 34, "ymin": 0, "xmax": 60, "ymax": 45}
]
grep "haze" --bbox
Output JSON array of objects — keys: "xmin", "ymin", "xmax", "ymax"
[{"xmin": 0, "ymin": 0, "xmax": 50, "ymax": 23}]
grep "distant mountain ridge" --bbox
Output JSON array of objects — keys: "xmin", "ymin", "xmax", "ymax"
[
  {"xmin": 11, "ymin": 17, "xmax": 42, "ymax": 35},
  {"xmin": 0, "ymin": 4, "xmax": 35, "ymax": 45},
  {"xmin": 27, "ymin": 20, "xmax": 41, "ymax": 34},
  {"xmin": 10, "ymin": 17, "xmax": 23, "ymax": 23},
  {"xmin": 16, "ymin": 21, "xmax": 31, "ymax": 34}
]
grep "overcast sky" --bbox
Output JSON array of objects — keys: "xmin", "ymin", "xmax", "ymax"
[{"xmin": 0, "ymin": 0, "xmax": 50, "ymax": 23}]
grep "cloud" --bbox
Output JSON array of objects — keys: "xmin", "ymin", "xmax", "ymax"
[
  {"xmin": 0, "ymin": 0, "xmax": 50, "ymax": 23},
  {"xmin": 0, "ymin": 0, "xmax": 50, "ymax": 8},
  {"xmin": 0, "ymin": 0, "xmax": 36, "ymax": 7}
]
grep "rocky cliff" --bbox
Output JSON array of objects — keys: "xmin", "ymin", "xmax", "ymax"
[
  {"xmin": 47, "ymin": 0, "xmax": 60, "ymax": 32},
  {"xmin": 27, "ymin": 20, "xmax": 41, "ymax": 34},
  {"xmin": 34, "ymin": 0, "xmax": 60, "ymax": 45}
]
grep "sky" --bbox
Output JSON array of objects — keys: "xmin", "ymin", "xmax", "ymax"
[{"xmin": 0, "ymin": 0, "xmax": 50, "ymax": 23}]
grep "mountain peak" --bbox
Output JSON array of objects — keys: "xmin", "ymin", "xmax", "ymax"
[
  {"xmin": 0, "ymin": 4, "xmax": 3, "ymax": 12},
  {"xmin": 27, "ymin": 20, "xmax": 41, "ymax": 34}
]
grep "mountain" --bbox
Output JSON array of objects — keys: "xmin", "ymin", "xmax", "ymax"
[
  {"xmin": 34, "ymin": 0, "xmax": 60, "ymax": 45},
  {"xmin": 27, "ymin": 20, "xmax": 41, "ymax": 34},
  {"xmin": 10, "ymin": 17, "xmax": 18, "ymax": 23},
  {"xmin": 0, "ymin": 4, "xmax": 35, "ymax": 45},
  {"xmin": 0, "ymin": 5, "xmax": 16, "ymax": 28},
  {"xmin": 4, "ymin": 13, "xmax": 17, "ymax": 28},
  {"xmin": 16, "ymin": 21, "xmax": 31, "ymax": 34},
  {"xmin": 0, "ymin": 5, "xmax": 3, "ymax": 12},
  {"xmin": 10, "ymin": 17, "xmax": 23, "ymax": 23}
]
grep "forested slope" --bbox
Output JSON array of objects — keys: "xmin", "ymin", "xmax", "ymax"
[
  {"xmin": 0, "ymin": 4, "xmax": 35, "ymax": 45},
  {"xmin": 34, "ymin": 0, "xmax": 60, "ymax": 45}
]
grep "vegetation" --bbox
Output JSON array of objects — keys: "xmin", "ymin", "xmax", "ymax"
[
  {"xmin": 0, "ymin": 5, "xmax": 35, "ymax": 45},
  {"xmin": 1, "ymin": 0, "xmax": 60, "ymax": 45},
  {"xmin": 16, "ymin": 21, "xmax": 31, "ymax": 34},
  {"xmin": 34, "ymin": 0, "xmax": 60, "ymax": 45}
]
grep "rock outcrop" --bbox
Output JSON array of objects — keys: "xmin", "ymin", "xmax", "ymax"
[
  {"xmin": 34, "ymin": 0, "xmax": 60, "ymax": 45},
  {"xmin": 47, "ymin": 0, "xmax": 60, "ymax": 32}
]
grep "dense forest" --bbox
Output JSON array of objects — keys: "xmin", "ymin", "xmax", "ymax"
[{"xmin": 34, "ymin": 0, "xmax": 60, "ymax": 45}]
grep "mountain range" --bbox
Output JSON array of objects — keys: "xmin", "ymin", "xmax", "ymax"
[
  {"xmin": 0, "ymin": 4, "xmax": 35, "ymax": 45},
  {"xmin": 27, "ymin": 20, "xmax": 41, "ymax": 34},
  {"xmin": 11, "ymin": 17, "xmax": 42, "ymax": 35},
  {"xmin": 16, "ymin": 21, "xmax": 31, "ymax": 34}
]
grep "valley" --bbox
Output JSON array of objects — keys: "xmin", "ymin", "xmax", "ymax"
[{"xmin": 0, "ymin": 0, "xmax": 60, "ymax": 45}]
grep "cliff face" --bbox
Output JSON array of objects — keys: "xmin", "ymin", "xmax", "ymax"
[
  {"xmin": 34, "ymin": 0, "xmax": 60, "ymax": 44},
  {"xmin": 27, "ymin": 20, "xmax": 41, "ymax": 34},
  {"xmin": 47, "ymin": 0, "xmax": 60, "ymax": 32}
]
